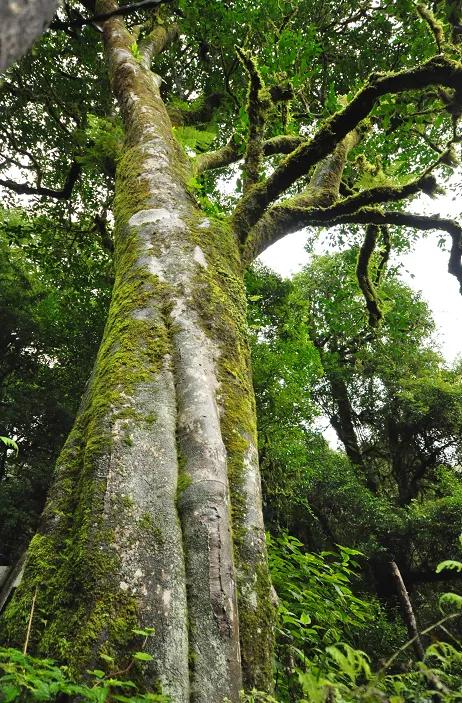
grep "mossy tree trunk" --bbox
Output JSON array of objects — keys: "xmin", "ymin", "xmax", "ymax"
[{"xmin": 0, "ymin": 6, "xmax": 274, "ymax": 703}]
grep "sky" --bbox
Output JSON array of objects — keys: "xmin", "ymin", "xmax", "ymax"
[{"xmin": 259, "ymin": 186, "xmax": 462, "ymax": 366}]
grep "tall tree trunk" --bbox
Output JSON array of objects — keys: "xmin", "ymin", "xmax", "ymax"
[
  {"xmin": 0, "ymin": 7, "xmax": 274, "ymax": 702},
  {"xmin": 328, "ymin": 375, "xmax": 379, "ymax": 493}
]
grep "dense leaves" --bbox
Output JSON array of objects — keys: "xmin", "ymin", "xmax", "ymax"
[{"xmin": 0, "ymin": 208, "xmax": 111, "ymax": 561}]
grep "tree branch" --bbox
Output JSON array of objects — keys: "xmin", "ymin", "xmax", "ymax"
[
  {"xmin": 389, "ymin": 560, "xmax": 425, "ymax": 661},
  {"xmin": 233, "ymin": 54, "xmax": 462, "ymax": 239},
  {"xmin": 139, "ymin": 21, "xmax": 178, "ymax": 69},
  {"xmin": 0, "ymin": 161, "xmax": 81, "ymax": 200},
  {"xmin": 235, "ymin": 47, "xmax": 272, "ymax": 193},
  {"xmin": 194, "ymin": 133, "xmax": 304, "ymax": 175},
  {"xmin": 49, "ymin": 0, "xmax": 174, "ymax": 30},
  {"xmin": 243, "ymin": 162, "xmax": 445, "ymax": 262},
  {"xmin": 356, "ymin": 224, "xmax": 383, "ymax": 328},
  {"xmin": 244, "ymin": 205, "xmax": 462, "ymax": 292}
]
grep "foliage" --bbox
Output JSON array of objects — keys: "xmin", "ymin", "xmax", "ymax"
[
  {"xmin": 2, "ymin": 0, "xmax": 462, "ymax": 696},
  {"xmin": 268, "ymin": 534, "xmax": 375, "ymax": 699},
  {"xmin": 0, "ymin": 629, "xmax": 167, "ymax": 702},
  {"xmin": 246, "ymin": 257, "xmax": 462, "ymax": 693},
  {"xmin": 0, "ymin": 207, "xmax": 111, "ymax": 562},
  {"xmin": 254, "ymin": 538, "xmax": 462, "ymax": 702}
]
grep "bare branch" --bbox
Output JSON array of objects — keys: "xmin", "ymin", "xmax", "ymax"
[
  {"xmin": 0, "ymin": 160, "xmax": 81, "ymax": 200},
  {"xmin": 389, "ymin": 560, "xmax": 425, "ymax": 661}
]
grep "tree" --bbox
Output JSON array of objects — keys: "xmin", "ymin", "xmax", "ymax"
[
  {"xmin": 1, "ymin": 1, "xmax": 462, "ymax": 701},
  {"xmin": 0, "ymin": 208, "xmax": 111, "ymax": 562},
  {"xmin": 248, "ymin": 257, "xmax": 462, "ymax": 654},
  {"xmin": 297, "ymin": 250, "xmax": 462, "ymax": 586}
]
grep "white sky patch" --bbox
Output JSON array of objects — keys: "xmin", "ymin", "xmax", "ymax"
[{"xmin": 259, "ymin": 183, "xmax": 462, "ymax": 366}]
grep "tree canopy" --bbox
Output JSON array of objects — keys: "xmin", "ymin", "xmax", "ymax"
[{"xmin": 2, "ymin": 1, "xmax": 462, "ymax": 702}]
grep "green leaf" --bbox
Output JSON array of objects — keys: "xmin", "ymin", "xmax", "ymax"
[
  {"xmin": 99, "ymin": 653, "xmax": 114, "ymax": 663},
  {"xmin": 0, "ymin": 436, "xmax": 18, "ymax": 455},
  {"xmin": 133, "ymin": 652, "xmax": 154, "ymax": 662},
  {"xmin": 87, "ymin": 668, "xmax": 106, "ymax": 679},
  {"xmin": 436, "ymin": 559, "xmax": 462, "ymax": 574}
]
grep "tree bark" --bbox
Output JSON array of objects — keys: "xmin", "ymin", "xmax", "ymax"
[
  {"xmin": 0, "ymin": 0, "xmax": 57, "ymax": 73},
  {"xmin": 0, "ymin": 5, "xmax": 274, "ymax": 702},
  {"xmin": 328, "ymin": 375, "xmax": 379, "ymax": 493}
]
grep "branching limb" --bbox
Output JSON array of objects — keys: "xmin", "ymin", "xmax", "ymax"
[
  {"xmin": 417, "ymin": 4, "xmax": 446, "ymax": 52},
  {"xmin": 232, "ymin": 54, "xmax": 462, "ymax": 238},
  {"xmin": 244, "ymin": 162, "xmax": 444, "ymax": 260},
  {"xmin": 235, "ymin": 47, "xmax": 272, "ymax": 193},
  {"xmin": 356, "ymin": 224, "xmax": 382, "ymax": 327},
  {"xmin": 194, "ymin": 133, "xmax": 304, "ymax": 175},
  {"xmin": 244, "ymin": 204, "xmax": 462, "ymax": 293},
  {"xmin": 0, "ymin": 161, "xmax": 81, "ymax": 200},
  {"xmin": 138, "ymin": 20, "xmax": 178, "ymax": 69}
]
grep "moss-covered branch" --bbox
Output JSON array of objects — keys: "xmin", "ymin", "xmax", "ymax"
[
  {"xmin": 168, "ymin": 92, "xmax": 223, "ymax": 127},
  {"xmin": 243, "ymin": 204, "xmax": 462, "ymax": 292},
  {"xmin": 244, "ymin": 164, "xmax": 442, "ymax": 260},
  {"xmin": 356, "ymin": 224, "xmax": 382, "ymax": 328},
  {"xmin": 194, "ymin": 133, "xmax": 303, "ymax": 175},
  {"xmin": 233, "ymin": 53, "xmax": 462, "ymax": 239},
  {"xmin": 138, "ymin": 20, "xmax": 178, "ymax": 69},
  {"xmin": 417, "ymin": 4, "xmax": 446, "ymax": 52},
  {"xmin": 374, "ymin": 225, "xmax": 391, "ymax": 287},
  {"xmin": 235, "ymin": 47, "xmax": 272, "ymax": 193}
]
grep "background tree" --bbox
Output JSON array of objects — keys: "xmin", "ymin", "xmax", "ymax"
[
  {"xmin": 1, "ymin": 1, "xmax": 462, "ymax": 702},
  {"xmin": 248, "ymin": 257, "xmax": 462, "ymax": 657},
  {"xmin": 0, "ymin": 207, "xmax": 111, "ymax": 562}
]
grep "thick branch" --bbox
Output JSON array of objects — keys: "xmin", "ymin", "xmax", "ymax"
[
  {"xmin": 139, "ymin": 21, "xmax": 178, "ymax": 69},
  {"xmin": 233, "ymin": 54, "xmax": 462, "ymax": 238},
  {"xmin": 244, "ymin": 199, "xmax": 462, "ymax": 292},
  {"xmin": 374, "ymin": 225, "xmax": 391, "ymax": 286},
  {"xmin": 356, "ymin": 224, "xmax": 382, "ymax": 327},
  {"xmin": 328, "ymin": 375, "xmax": 378, "ymax": 492},
  {"xmin": 0, "ymin": 161, "xmax": 81, "ymax": 200},
  {"xmin": 194, "ymin": 134, "xmax": 304, "ymax": 175}
]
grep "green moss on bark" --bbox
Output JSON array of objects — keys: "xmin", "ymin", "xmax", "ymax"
[
  {"xmin": 0, "ymin": 144, "xmax": 174, "ymax": 676},
  {"xmin": 188, "ymin": 213, "xmax": 275, "ymax": 692}
]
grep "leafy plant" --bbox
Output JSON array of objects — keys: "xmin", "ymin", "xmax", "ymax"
[
  {"xmin": 0, "ymin": 628, "xmax": 167, "ymax": 703},
  {"xmin": 0, "ymin": 437, "xmax": 18, "ymax": 456}
]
